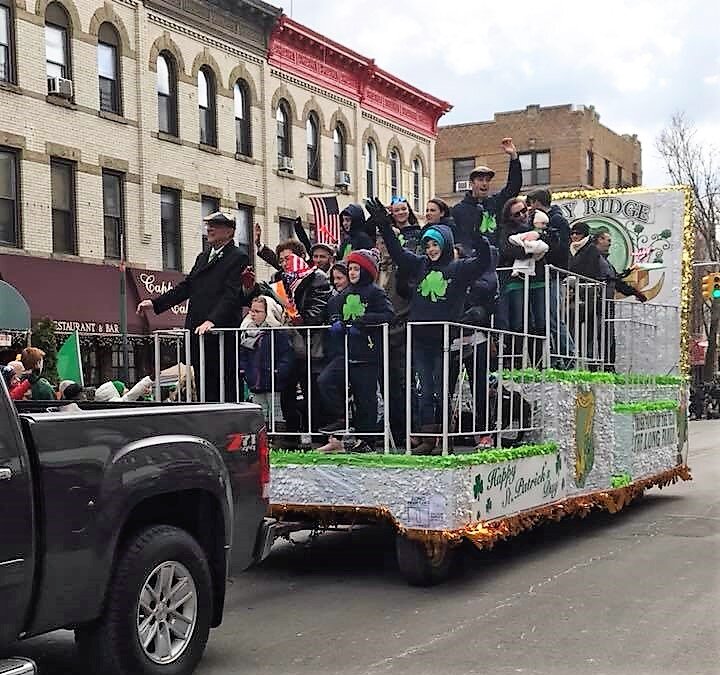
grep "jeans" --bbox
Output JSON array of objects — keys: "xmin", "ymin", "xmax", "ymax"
[
  {"xmin": 449, "ymin": 340, "xmax": 489, "ymax": 433},
  {"xmin": 548, "ymin": 276, "xmax": 575, "ymax": 361}
]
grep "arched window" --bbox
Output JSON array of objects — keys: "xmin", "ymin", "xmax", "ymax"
[
  {"xmin": 45, "ymin": 2, "xmax": 71, "ymax": 83},
  {"xmin": 412, "ymin": 158, "xmax": 423, "ymax": 212},
  {"xmin": 198, "ymin": 66, "xmax": 216, "ymax": 147},
  {"xmin": 233, "ymin": 80, "xmax": 251, "ymax": 156},
  {"xmin": 389, "ymin": 148, "xmax": 400, "ymax": 200},
  {"xmin": 97, "ymin": 23, "xmax": 120, "ymax": 114},
  {"xmin": 276, "ymin": 100, "xmax": 291, "ymax": 165},
  {"xmin": 306, "ymin": 113, "xmax": 320, "ymax": 181},
  {"xmin": 156, "ymin": 52, "xmax": 177, "ymax": 135},
  {"xmin": 333, "ymin": 124, "xmax": 346, "ymax": 174},
  {"xmin": 365, "ymin": 140, "xmax": 377, "ymax": 199}
]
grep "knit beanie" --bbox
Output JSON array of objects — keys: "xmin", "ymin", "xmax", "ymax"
[
  {"xmin": 346, "ymin": 248, "xmax": 380, "ymax": 281},
  {"xmin": 422, "ymin": 227, "xmax": 446, "ymax": 248},
  {"xmin": 112, "ymin": 380, "xmax": 126, "ymax": 396}
]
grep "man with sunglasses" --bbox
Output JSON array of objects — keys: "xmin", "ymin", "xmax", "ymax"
[{"xmin": 451, "ymin": 137, "xmax": 522, "ymax": 252}]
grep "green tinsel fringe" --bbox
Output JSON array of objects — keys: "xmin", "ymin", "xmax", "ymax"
[
  {"xmin": 612, "ymin": 400, "xmax": 679, "ymax": 414},
  {"xmin": 270, "ymin": 443, "xmax": 558, "ymax": 469},
  {"xmin": 610, "ymin": 472, "xmax": 633, "ymax": 488},
  {"xmin": 500, "ymin": 368, "xmax": 686, "ymax": 386}
]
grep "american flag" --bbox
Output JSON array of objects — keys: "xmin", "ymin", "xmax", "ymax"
[{"xmin": 309, "ymin": 195, "xmax": 340, "ymax": 245}]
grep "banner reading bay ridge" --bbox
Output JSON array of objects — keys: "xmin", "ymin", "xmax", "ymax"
[{"xmin": 555, "ymin": 186, "xmax": 691, "ymax": 375}]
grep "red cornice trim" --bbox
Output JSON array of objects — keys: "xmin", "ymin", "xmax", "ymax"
[{"xmin": 268, "ymin": 15, "xmax": 452, "ymax": 136}]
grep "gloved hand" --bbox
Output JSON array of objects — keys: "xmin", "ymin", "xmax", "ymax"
[
  {"xmin": 364, "ymin": 197, "xmax": 393, "ymax": 228},
  {"xmin": 241, "ymin": 267, "xmax": 256, "ymax": 292},
  {"xmin": 329, "ymin": 320, "xmax": 345, "ymax": 335}
]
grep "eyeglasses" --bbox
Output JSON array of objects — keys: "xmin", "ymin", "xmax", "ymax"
[
  {"xmin": 390, "ymin": 196, "xmax": 407, "ymax": 205},
  {"xmin": 510, "ymin": 207, "xmax": 528, "ymax": 218}
]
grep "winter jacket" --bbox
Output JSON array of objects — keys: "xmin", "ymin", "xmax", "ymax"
[
  {"xmin": 152, "ymin": 241, "xmax": 249, "ymax": 330},
  {"xmin": 238, "ymin": 331, "xmax": 294, "ymax": 393},
  {"xmin": 568, "ymin": 239, "xmax": 604, "ymax": 282},
  {"xmin": 599, "ymin": 255, "xmax": 641, "ymax": 300},
  {"xmin": 326, "ymin": 266, "xmax": 394, "ymax": 362},
  {"xmin": 9, "ymin": 377, "xmax": 32, "ymax": 401},
  {"xmin": 337, "ymin": 204, "xmax": 374, "ymax": 260},
  {"xmin": 498, "ymin": 221, "xmax": 553, "ymax": 290},
  {"xmin": 378, "ymin": 221, "xmax": 491, "ymax": 340},
  {"xmin": 29, "ymin": 373, "xmax": 55, "ymax": 400},
  {"xmin": 463, "ymin": 245, "xmax": 499, "ymax": 326},
  {"xmin": 291, "ymin": 270, "xmax": 332, "ymax": 326},
  {"xmin": 545, "ymin": 205, "xmax": 571, "ymax": 270},
  {"xmin": 450, "ymin": 158, "xmax": 522, "ymax": 250}
]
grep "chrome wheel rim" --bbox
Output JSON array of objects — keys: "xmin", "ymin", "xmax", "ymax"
[{"xmin": 137, "ymin": 560, "xmax": 198, "ymax": 665}]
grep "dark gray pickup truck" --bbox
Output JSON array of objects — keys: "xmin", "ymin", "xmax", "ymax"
[{"xmin": 0, "ymin": 379, "xmax": 274, "ymax": 675}]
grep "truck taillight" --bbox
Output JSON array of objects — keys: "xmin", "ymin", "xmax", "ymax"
[{"xmin": 258, "ymin": 426, "xmax": 270, "ymax": 498}]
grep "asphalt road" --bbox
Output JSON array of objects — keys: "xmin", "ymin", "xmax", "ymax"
[{"xmin": 7, "ymin": 421, "xmax": 720, "ymax": 675}]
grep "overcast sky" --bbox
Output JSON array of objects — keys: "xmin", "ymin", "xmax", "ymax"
[{"xmin": 276, "ymin": 0, "xmax": 720, "ymax": 187}]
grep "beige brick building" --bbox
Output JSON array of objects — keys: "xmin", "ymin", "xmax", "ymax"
[
  {"xmin": 0, "ymin": 0, "xmax": 448, "ymax": 383},
  {"xmin": 435, "ymin": 104, "xmax": 642, "ymax": 205}
]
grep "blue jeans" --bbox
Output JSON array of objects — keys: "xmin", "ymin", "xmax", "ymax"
[
  {"xmin": 498, "ymin": 285, "xmax": 545, "ymax": 335},
  {"xmin": 548, "ymin": 276, "xmax": 575, "ymax": 361}
]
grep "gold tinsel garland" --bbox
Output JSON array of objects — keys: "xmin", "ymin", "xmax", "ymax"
[
  {"xmin": 552, "ymin": 185, "xmax": 694, "ymax": 376},
  {"xmin": 270, "ymin": 465, "xmax": 692, "ymax": 554}
]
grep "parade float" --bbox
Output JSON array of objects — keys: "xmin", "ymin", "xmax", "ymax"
[{"xmin": 268, "ymin": 186, "xmax": 693, "ymax": 585}]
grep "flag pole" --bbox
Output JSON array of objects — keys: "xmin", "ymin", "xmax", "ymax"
[{"xmin": 119, "ymin": 228, "xmax": 129, "ymax": 384}]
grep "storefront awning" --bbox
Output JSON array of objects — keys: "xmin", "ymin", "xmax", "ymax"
[
  {"xmin": 0, "ymin": 280, "xmax": 31, "ymax": 330},
  {"xmin": 0, "ymin": 255, "xmax": 186, "ymax": 335}
]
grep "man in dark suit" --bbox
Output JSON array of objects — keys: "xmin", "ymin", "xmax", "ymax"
[{"xmin": 137, "ymin": 211, "xmax": 250, "ymax": 402}]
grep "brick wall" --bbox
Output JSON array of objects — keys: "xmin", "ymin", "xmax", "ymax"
[{"xmin": 435, "ymin": 104, "xmax": 642, "ymax": 205}]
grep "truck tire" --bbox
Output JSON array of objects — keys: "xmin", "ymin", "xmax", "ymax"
[
  {"xmin": 76, "ymin": 525, "xmax": 213, "ymax": 675},
  {"xmin": 395, "ymin": 535, "xmax": 454, "ymax": 586}
]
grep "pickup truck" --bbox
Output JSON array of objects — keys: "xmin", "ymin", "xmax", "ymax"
[{"xmin": 0, "ymin": 378, "xmax": 274, "ymax": 675}]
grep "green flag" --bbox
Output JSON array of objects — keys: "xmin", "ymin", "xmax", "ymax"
[{"xmin": 57, "ymin": 331, "xmax": 84, "ymax": 387}]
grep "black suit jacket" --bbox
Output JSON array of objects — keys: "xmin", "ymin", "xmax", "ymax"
[{"xmin": 152, "ymin": 242, "xmax": 249, "ymax": 330}]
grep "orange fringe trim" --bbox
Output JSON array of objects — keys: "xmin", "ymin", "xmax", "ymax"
[{"xmin": 270, "ymin": 464, "xmax": 692, "ymax": 553}]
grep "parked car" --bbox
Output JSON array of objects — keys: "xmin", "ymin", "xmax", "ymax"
[{"xmin": 0, "ymin": 381, "xmax": 275, "ymax": 675}]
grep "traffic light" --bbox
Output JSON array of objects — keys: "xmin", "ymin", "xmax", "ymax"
[{"xmin": 701, "ymin": 273, "xmax": 720, "ymax": 300}]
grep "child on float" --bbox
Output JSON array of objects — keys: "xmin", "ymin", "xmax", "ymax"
[
  {"xmin": 367, "ymin": 198, "xmax": 491, "ymax": 454},
  {"xmin": 317, "ymin": 249, "xmax": 394, "ymax": 453},
  {"xmin": 238, "ymin": 295, "xmax": 295, "ymax": 421}
]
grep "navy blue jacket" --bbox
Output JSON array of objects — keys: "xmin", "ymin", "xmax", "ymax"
[
  {"xmin": 450, "ymin": 158, "xmax": 522, "ymax": 250},
  {"xmin": 338, "ymin": 204, "xmax": 374, "ymax": 260},
  {"xmin": 326, "ymin": 266, "xmax": 394, "ymax": 362},
  {"xmin": 378, "ymin": 221, "xmax": 491, "ymax": 339},
  {"xmin": 238, "ymin": 330, "xmax": 294, "ymax": 393}
]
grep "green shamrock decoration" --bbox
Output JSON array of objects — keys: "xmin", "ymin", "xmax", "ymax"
[
  {"xmin": 420, "ymin": 270, "xmax": 448, "ymax": 302},
  {"xmin": 473, "ymin": 474, "xmax": 484, "ymax": 499},
  {"xmin": 479, "ymin": 212, "xmax": 497, "ymax": 233},
  {"xmin": 398, "ymin": 233, "xmax": 407, "ymax": 247},
  {"xmin": 485, "ymin": 497, "xmax": 493, "ymax": 512},
  {"xmin": 342, "ymin": 294, "xmax": 366, "ymax": 321}
]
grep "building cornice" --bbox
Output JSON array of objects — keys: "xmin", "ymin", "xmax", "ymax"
[{"xmin": 268, "ymin": 15, "xmax": 451, "ymax": 137}]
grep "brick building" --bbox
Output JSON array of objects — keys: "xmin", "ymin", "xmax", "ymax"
[
  {"xmin": 435, "ymin": 104, "xmax": 642, "ymax": 205},
  {"xmin": 0, "ymin": 0, "xmax": 449, "ymax": 384}
]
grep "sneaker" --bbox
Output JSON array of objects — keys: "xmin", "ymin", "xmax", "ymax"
[
  {"xmin": 316, "ymin": 436, "xmax": 344, "ymax": 453},
  {"xmin": 345, "ymin": 438, "xmax": 374, "ymax": 454},
  {"xmin": 474, "ymin": 435, "xmax": 495, "ymax": 449}
]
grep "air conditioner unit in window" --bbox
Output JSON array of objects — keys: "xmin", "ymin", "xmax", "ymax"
[
  {"xmin": 335, "ymin": 171, "xmax": 351, "ymax": 188},
  {"xmin": 278, "ymin": 156, "xmax": 294, "ymax": 173},
  {"xmin": 47, "ymin": 76, "xmax": 73, "ymax": 99},
  {"xmin": 455, "ymin": 180, "xmax": 470, "ymax": 192}
]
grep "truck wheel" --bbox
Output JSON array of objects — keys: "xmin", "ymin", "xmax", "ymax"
[
  {"xmin": 76, "ymin": 525, "xmax": 213, "ymax": 675},
  {"xmin": 395, "ymin": 535, "xmax": 454, "ymax": 586}
]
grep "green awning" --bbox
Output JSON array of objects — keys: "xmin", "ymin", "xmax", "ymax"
[{"xmin": 0, "ymin": 281, "xmax": 31, "ymax": 331}]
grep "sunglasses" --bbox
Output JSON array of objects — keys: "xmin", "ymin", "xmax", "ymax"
[
  {"xmin": 510, "ymin": 207, "xmax": 528, "ymax": 217},
  {"xmin": 390, "ymin": 196, "xmax": 408, "ymax": 205}
]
